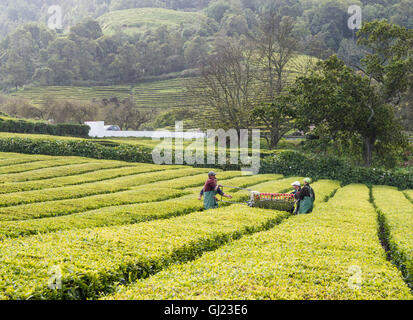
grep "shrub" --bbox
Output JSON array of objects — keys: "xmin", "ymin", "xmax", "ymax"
[
  {"xmin": 106, "ymin": 185, "xmax": 412, "ymax": 300},
  {"xmin": 0, "ymin": 116, "xmax": 90, "ymax": 137},
  {"xmin": 0, "ymin": 137, "xmax": 154, "ymax": 163},
  {"xmin": 0, "ymin": 205, "xmax": 287, "ymax": 300},
  {"xmin": 373, "ymin": 186, "xmax": 413, "ymax": 289},
  {"xmin": 260, "ymin": 151, "xmax": 413, "ymax": 189}
]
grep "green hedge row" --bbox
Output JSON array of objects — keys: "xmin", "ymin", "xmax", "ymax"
[
  {"xmin": 0, "ymin": 137, "xmax": 153, "ymax": 163},
  {"xmin": 0, "ymin": 117, "xmax": 90, "ymax": 137},
  {"xmin": 260, "ymin": 151, "xmax": 413, "ymax": 190},
  {"xmin": 0, "ymin": 136, "xmax": 411, "ymax": 189}
]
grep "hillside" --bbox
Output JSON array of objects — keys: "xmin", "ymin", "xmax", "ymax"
[
  {"xmin": 10, "ymin": 77, "xmax": 196, "ymax": 111},
  {"xmin": 0, "ymin": 151, "xmax": 410, "ymax": 300},
  {"xmin": 97, "ymin": 7, "xmax": 208, "ymax": 36}
]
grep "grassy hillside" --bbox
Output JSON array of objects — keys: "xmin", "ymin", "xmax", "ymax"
[
  {"xmin": 10, "ymin": 86, "xmax": 133, "ymax": 106},
  {"xmin": 11, "ymin": 78, "xmax": 196, "ymax": 111},
  {"xmin": 97, "ymin": 8, "xmax": 208, "ymax": 36},
  {"xmin": 0, "ymin": 151, "xmax": 410, "ymax": 299}
]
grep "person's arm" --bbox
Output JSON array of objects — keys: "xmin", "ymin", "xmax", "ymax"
[
  {"xmin": 217, "ymin": 187, "xmax": 232, "ymax": 199},
  {"xmin": 299, "ymin": 187, "xmax": 308, "ymax": 200},
  {"xmin": 198, "ymin": 188, "xmax": 204, "ymax": 200}
]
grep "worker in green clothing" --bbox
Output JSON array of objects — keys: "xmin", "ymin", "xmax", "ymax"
[
  {"xmin": 199, "ymin": 171, "xmax": 231, "ymax": 210},
  {"xmin": 298, "ymin": 178, "xmax": 315, "ymax": 214}
]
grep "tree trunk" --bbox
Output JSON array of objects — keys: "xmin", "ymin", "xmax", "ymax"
[
  {"xmin": 363, "ymin": 136, "xmax": 376, "ymax": 167},
  {"xmin": 269, "ymin": 130, "xmax": 280, "ymax": 150}
]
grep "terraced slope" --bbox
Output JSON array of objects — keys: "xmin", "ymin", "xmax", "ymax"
[
  {"xmin": 11, "ymin": 78, "xmax": 196, "ymax": 111},
  {"xmin": 107, "ymin": 184, "xmax": 412, "ymax": 300},
  {"xmin": 0, "ymin": 151, "xmax": 410, "ymax": 300},
  {"xmin": 98, "ymin": 8, "xmax": 207, "ymax": 36}
]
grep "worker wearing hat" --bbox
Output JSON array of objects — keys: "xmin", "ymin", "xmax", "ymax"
[
  {"xmin": 291, "ymin": 181, "xmax": 301, "ymax": 214},
  {"xmin": 298, "ymin": 178, "xmax": 315, "ymax": 214},
  {"xmin": 199, "ymin": 171, "xmax": 232, "ymax": 210}
]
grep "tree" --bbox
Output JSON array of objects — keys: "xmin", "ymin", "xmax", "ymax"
[
  {"xmin": 188, "ymin": 39, "xmax": 257, "ymax": 133},
  {"xmin": 308, "ymin": 0, "xmax": 354, "ymax": 52},
  {"xmin": 249, "ymin": 12, "xmax": 299, "ymax": 149},
  {"xmin": 109, "ymin": 43, "xmax": 140, "ymax": 83},
  {"xmin": 104, "ymin": 96, "xmax": 152, "ymax": 130},
  {"xmin": 252, "ymin": 96, "xmax": 295, "ymax": 149},
  {"xmin": 206, "ymin": 0, "xmax": 230, "ymax": 23},
  {"xmin": 69, "ymin": 19, "xmax": 103, "ymax": 41},
  {"xmin": 4, "ymin": 52, "xmax": 27, "ymax": 90},
  {"xmin": 398, "ymin": 85, "xmax": 413, "ymax": 131},
  {"xmin": 0, "ymin": 23, "xmax": 56, "ymax": 89},
  {"xmin": 251, "ymin": 13, "xmax": 299, "ymax": 99},
  {"xmin": 184, "ymin": 36, "xmax": 208, "ymax": 67},
  {"xmin": 0, "ymin": 96, "xmax": 43, "ymax": 119},
  {"xmin": 357, "ymin": 20, "xmax": 413, "ymax": 106},
  {"xmin": 355, "ymin": 20, "xmax": 413, "ymax": 163},
  {"xmin": 292, "ymin": 55, "xmax": 407, "ymax": 167},
  {"xmin": 42, "ymin": 97, "xmax": 98, "ymax": 124}
]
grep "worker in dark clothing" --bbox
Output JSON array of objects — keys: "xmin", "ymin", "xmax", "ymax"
[
  {"xmin": 199, "ymin": 187, "xmax": 225, "ymax": 199},
  {"xmin": 298, "ymin": 178, "xmax": 315, "ymax": 214},
  {"xmin": 198, "ymin": 171, "xmax": 232, "ymax": 210},
  {"xmin": 290, "ymin": 181, "xmax": 301, "ymax": 214}
]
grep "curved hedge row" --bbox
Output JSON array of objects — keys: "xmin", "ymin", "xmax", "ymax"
[
  {"xmin": 0, "ymin": 117, "xmax": 90, "ymax": 138},
  {"xmin": 0, "ymin": 205, "xmax": 289, "ymax": 300},
  {"xmin": 0, "ymin": 137, "xmax": 154, "ymax": 163},
  {"xmin": 373, "ymin": 186, "xmax": 413, "ymax": 290},
  {"xmin": 0, "ymin": 136, "xmax": 411, "ymax": 190},
  {"xmin": 107, "ymin": 184, "xmax": 412, "ymax": 300},
  {"xmin": 260, "ymin": 151, "xmax": 413, "ymax": 190}
]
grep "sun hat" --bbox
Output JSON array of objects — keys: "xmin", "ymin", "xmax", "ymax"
[
  {"xmin": 291, "ymin": 181, "xmax": 301, "ymax": 187},
  {"xmin": 208, "ymin": 171, "xmax": 217, "ymax": 177}
]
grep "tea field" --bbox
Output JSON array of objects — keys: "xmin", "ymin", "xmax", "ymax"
[
  {"xmin": 0, "ymin": 152, "xmax": 411, "ymax": 300},
  {"xmin": 10, "ymin": 78, "xmax": 195, "ymax": 111}
]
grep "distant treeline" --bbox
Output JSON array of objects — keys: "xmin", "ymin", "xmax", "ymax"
[{"xmin": 0, "ymin": 0, "xmax": 411, "ymax": 89}]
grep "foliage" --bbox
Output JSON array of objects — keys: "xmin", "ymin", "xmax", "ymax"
[
  {"xmin": 107, "ymin": 184, "xmax": 412, "ymax": 300},
  {"xmin": 0, "ymin": 1, "xmax": 412, "ymax": 90},
  {"xmin": 252, "ymin": 97, "xmax": 295, "ymax": 149},
  {"xmin": 0, "ymin": 115, "xmax": 90, "ymax": 137},
  {"xmin": 0, "ymin": 172, "xmax": 276, "ymax": 239},
  {"xmin": 261, "ymin": 151, "xmax": 413, "ymax": 190},
  {"xmin": 102, "ymin": 96, "xmax": 153, "ymax": 130},
  {"xmin": 291, "ymin": 55, "xmax": 408, "ymax": 166},
  {"xmin": 357, "ymin": 20, "xmax": 413, "ymax": 103},
  {"xmin": 0, "ymin": 163, "xmax": 173, "ymax": 194},
  {"xmin": 373, "ymin": 186, "xmax": 413, "ymax": 289},
  {"xmin": 0, "ymin": 151, "xmax": 410, "ymax": 300},
  {"xmin": 0, "ymin": 204, "xmax": 288, "ymax": 299},
  {"xmin": 0, "ymin": 168, "xmax": 208, "ymax": 208},
  {"xmin": 191, "ymin": 39, "xmax": 257, "ymax": 133},
  {"xmin": 0, "ymin": 136, "xmax": 154, "ymax": 163}
]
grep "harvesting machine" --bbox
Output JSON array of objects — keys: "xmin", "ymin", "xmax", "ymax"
[{"xmin": 220, "ymin": 186, "xmax": 295, "ymax": 212}]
